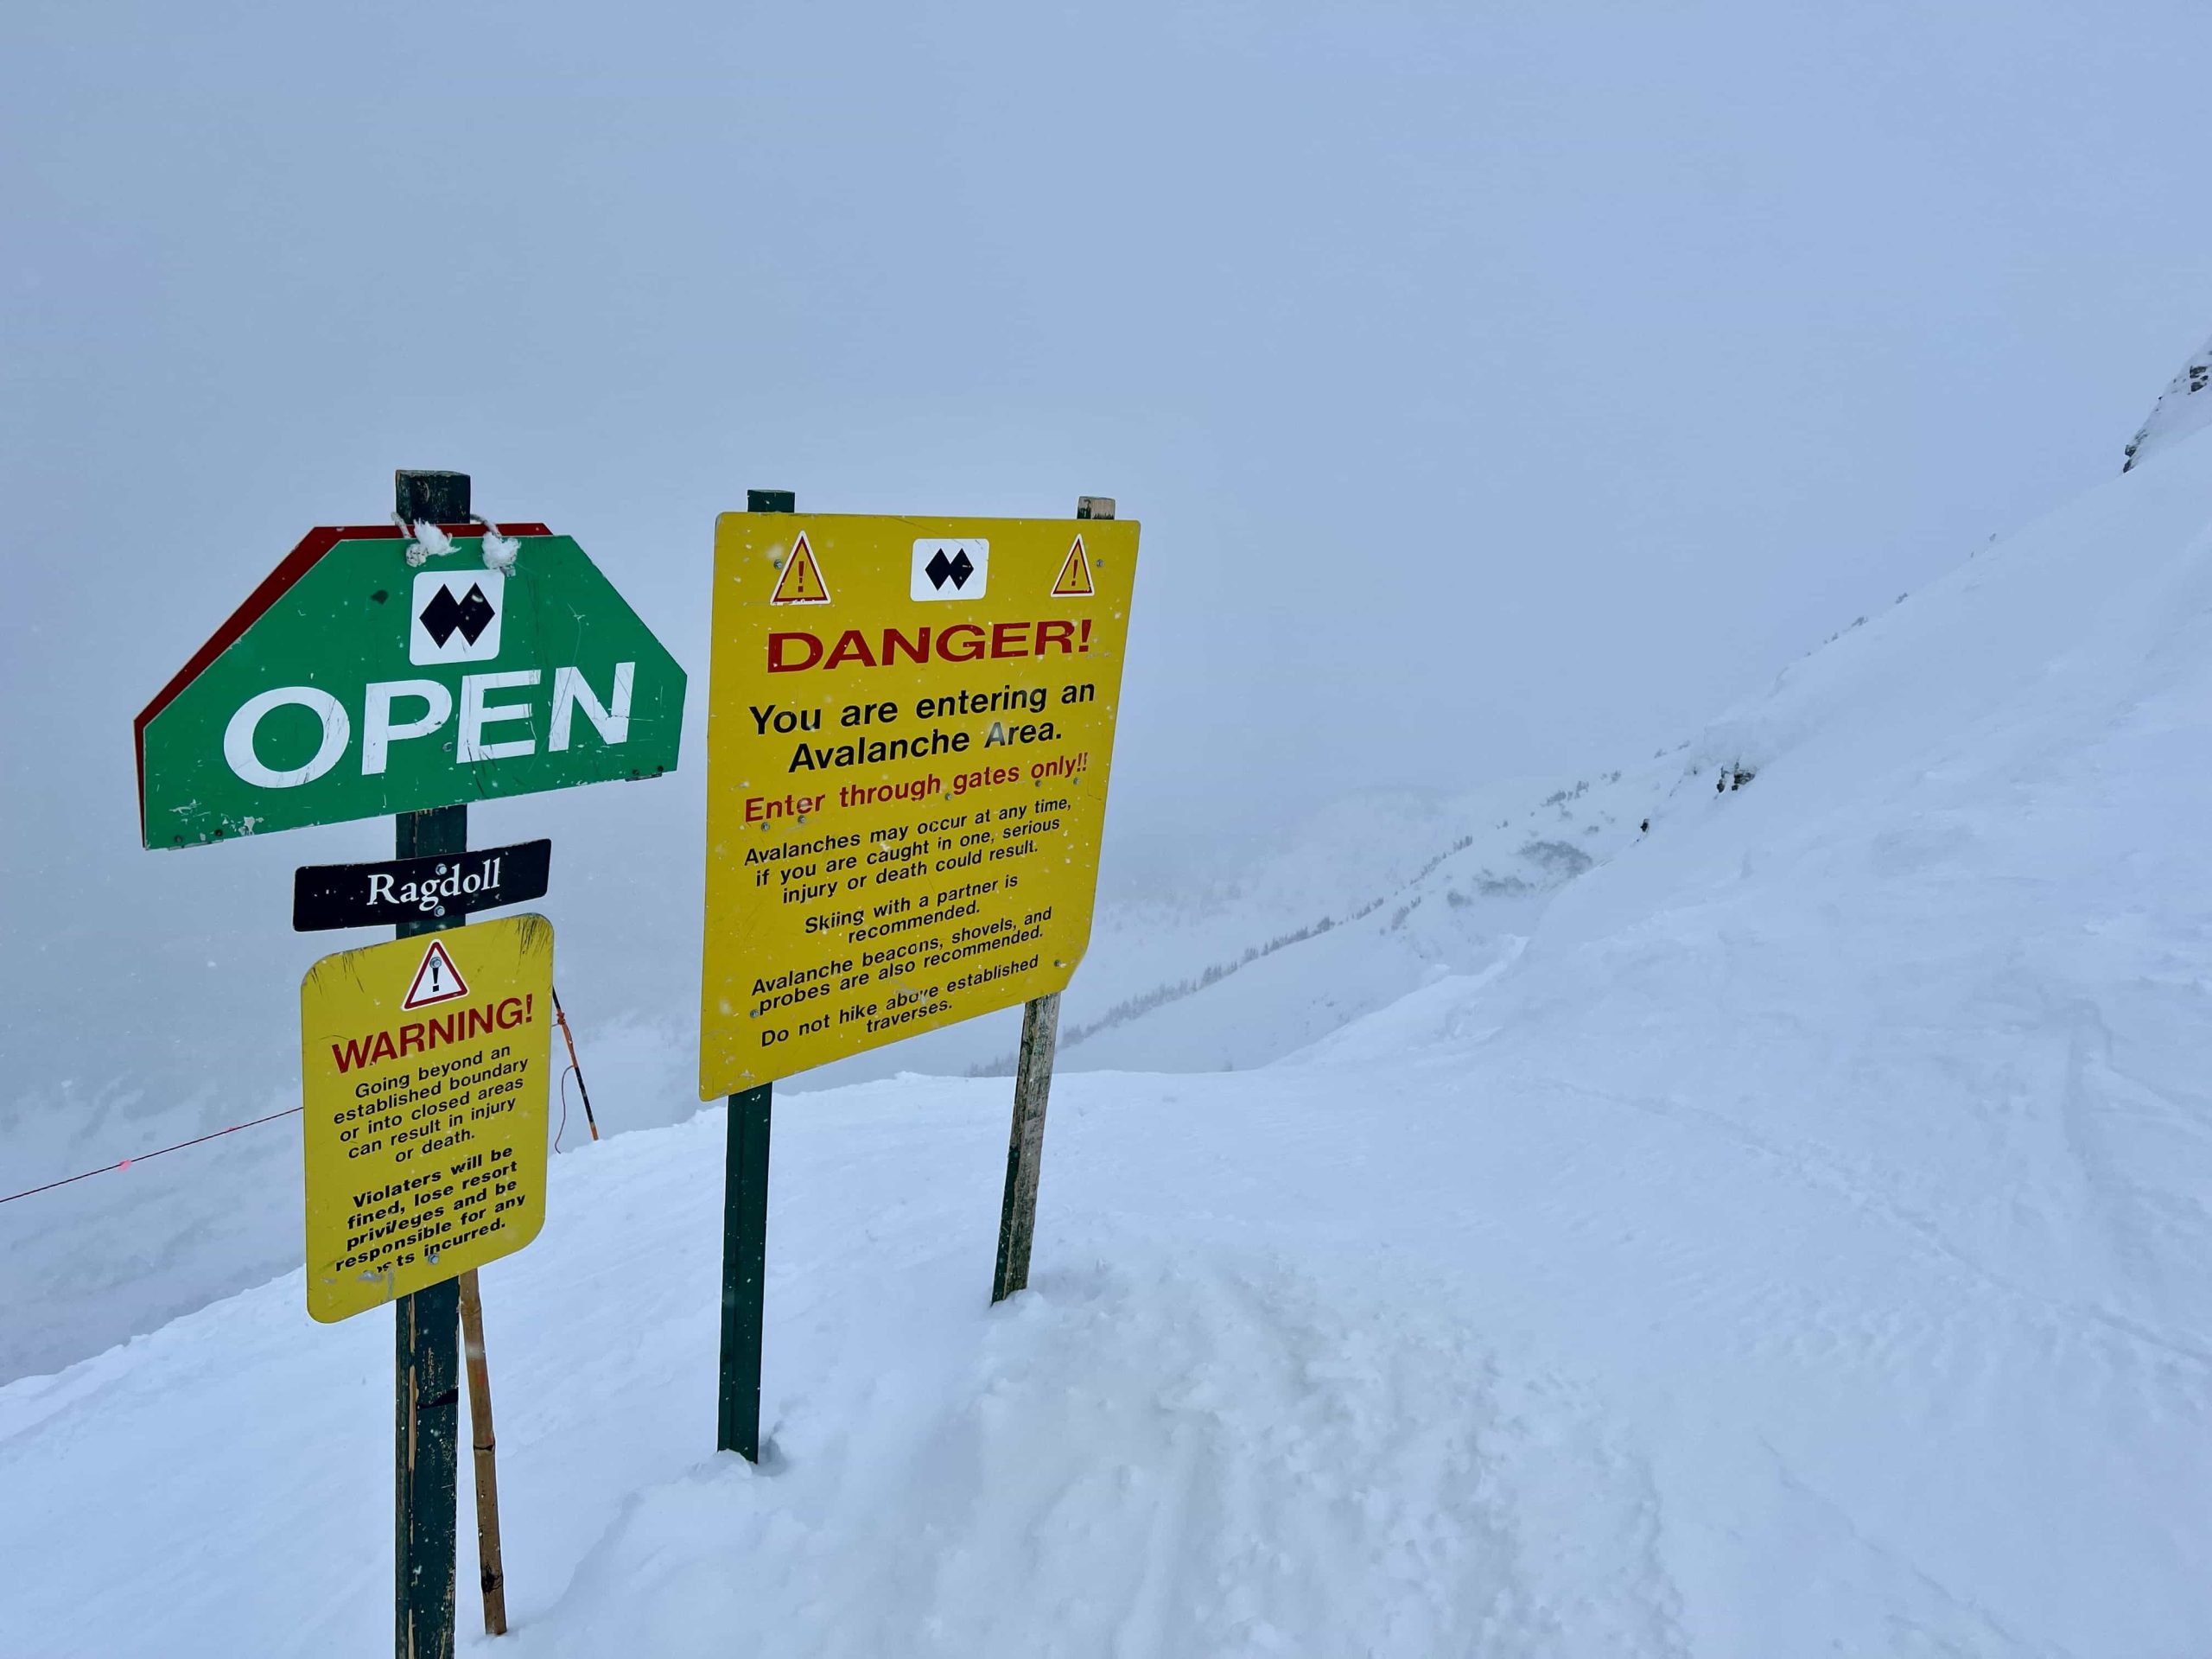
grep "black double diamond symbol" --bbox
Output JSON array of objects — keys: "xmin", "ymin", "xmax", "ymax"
[
  {"xmin": 924, "ymin": 547, "xmax": 974, "ymax": 591},
  {"xmin": 419, "ymin": 582, "xmax": 496, "ymax": 647}
]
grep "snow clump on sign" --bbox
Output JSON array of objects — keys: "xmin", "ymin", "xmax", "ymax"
[
  {"xmin": 480, "ymin": 526, "xmax": 521, "ymax": 573},
  {"xmin": 404, "ymin": 519, "xmax": 454, "ymax": 568}
]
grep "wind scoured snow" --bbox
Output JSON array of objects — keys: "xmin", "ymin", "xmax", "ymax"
[{"xmin": 10, "ymin": 426, "xmax": 2212, "ymax": 1652}]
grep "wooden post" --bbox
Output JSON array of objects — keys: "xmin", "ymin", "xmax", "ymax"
[
  {"xmin": 991, "ymin": 993, "xmax": 1060, "ymax": 1301},
  {"xmin": 989, "ymin": 493, "xmax": 1109, "ymax": 1303},
  {"xmin": 392, "ymin": 468, "xmax": 469, "ymax": 1659},
  {"xmin": 716, "ymin": 486, "xmax": 791, "ymax": 1460},
  {"xmin": 456, "ymin": 1270, "xmax": 508, "ymax": 1636}
]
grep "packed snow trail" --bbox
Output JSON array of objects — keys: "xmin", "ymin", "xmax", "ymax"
[{"xmin": 12, "ymin": 429, "xmax": 2212, "ymax": 1651}]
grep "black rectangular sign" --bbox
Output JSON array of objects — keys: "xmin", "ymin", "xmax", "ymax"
[{"xmin": 292, "ymin": 839, "xmax": 551, "ymax": 931}]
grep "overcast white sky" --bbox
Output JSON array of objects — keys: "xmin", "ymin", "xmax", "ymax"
[{"xmin": 5, "ymin": 1, "xmax": 2211, "ymax": 1096}]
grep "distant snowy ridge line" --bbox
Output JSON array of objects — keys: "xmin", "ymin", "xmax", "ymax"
[
  {"xmin": 976, "ymin": 736, "xmax": 1775, "ymax": 1079},
  {"xmin": 968, "ymin": 821, "xmax": 1627, "ymax": 1077},
  {"xmin": 2124, "ymin": 327, "xmax": 2212, "ymax": 474},
  {"xmin": 967, "ymin": 907, "xmax": 1372, "ymax": 1076}
]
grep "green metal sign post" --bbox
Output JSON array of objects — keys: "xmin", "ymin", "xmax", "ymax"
[
  {"xmin": 391, "ymin": 472, "xmax": 471, "ymax": 1659},
  {"xmin": 718, "ymin": 1080, "xmax": 773, "ymax": 1460},
  {"xmin": 715, "ymin": 488, "xmax": 791, "ymax": 1464}
]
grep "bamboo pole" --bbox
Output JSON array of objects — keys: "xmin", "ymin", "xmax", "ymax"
[{"xmin": 456, "ymin": 1269, "xmax": 508, "ymax": 1637}]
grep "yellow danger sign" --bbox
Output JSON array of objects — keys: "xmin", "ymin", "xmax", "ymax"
[
  {"xmin": 700, "ymin": 512, "xmax": 1141, "ymax": 1096},
  {"xmin": 299, "ymin": 914, "xmax": 555, "ymax": 1323}
]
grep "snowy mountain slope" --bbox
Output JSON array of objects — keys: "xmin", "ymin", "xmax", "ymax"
[
  {"xmin": 1034, "ymin": 699, "xmax": 1788, "ymax": 1077},
  {"xmin": 970, "ymin": 779, "xmax": 1613, "ymax": 1075},
  {"xmin": 1066, "ymin": 359, "xmax": 2212, "ymax": 1077},
  {"xmin": 823, "ymin": 781, "xmax": 1538, "ymax": 1084},
  {"xmin": 10, "ymin": 427, "xmax": 2212, "ymax": 1652}
]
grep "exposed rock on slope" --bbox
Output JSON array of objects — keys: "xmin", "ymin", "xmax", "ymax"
[{"xmin": 2122, "ymin": 328, "xmax": 2212, "ymax": 471}]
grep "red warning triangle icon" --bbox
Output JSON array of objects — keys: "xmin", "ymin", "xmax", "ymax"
[
  {"xmin": 402, "ymin": 938, "xmax": 469, "ymax": 1010},
  {"xmin": 769, "ymin": 531, "xmax": 830, "ymax": 604},
  {"xmin": 1052, "ymin": 535, "xmax": 1096, "ymax": 598}
]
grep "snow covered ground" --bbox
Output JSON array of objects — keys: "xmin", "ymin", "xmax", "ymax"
[{"xmin": 10, "ymin": 426, "xmax": 2212, "ymax": 1653}]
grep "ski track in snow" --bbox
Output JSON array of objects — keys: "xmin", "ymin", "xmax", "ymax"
[{"xmin": 539, "ymin": 1260, "xmax": 1614, "ymax": 1658}]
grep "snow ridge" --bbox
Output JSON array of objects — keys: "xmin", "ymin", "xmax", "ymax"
[{"xmin": 2122, "ymin": 327, "xmax": 2212, "ymax": 472}]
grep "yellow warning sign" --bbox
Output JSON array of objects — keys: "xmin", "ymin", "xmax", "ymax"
[
  {"xmin": 700, "ymin": 513, "xmax": 1141, "ymax": 1096},
  {"xmin": 1051, "ymin": 535, "xmax": 1096, "ymax": 598},
  {"xmin": 299, "ymin": 914, "xmax": 554, "ymax": 1323},
  {"xmin": 769, "ymin": 531, "xmax": 830, "ymax": 605}
]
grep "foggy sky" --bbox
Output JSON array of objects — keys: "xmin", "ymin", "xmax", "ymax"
[{"xmin": 6, "ymin": 1, "xmax": 2212, "ymax": 1107}]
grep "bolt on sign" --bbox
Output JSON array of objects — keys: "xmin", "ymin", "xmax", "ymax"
[
  {"xmin": 135, "ymin": 524, "xmax": 686, "ymax": 847},
  {"xmin": 300, "ymin": 914, "xmax": 554, "ymax": 1323},
  {"xmin": 699, "ymin": 514, "xmax": 1141, "ymax": 1095}
]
